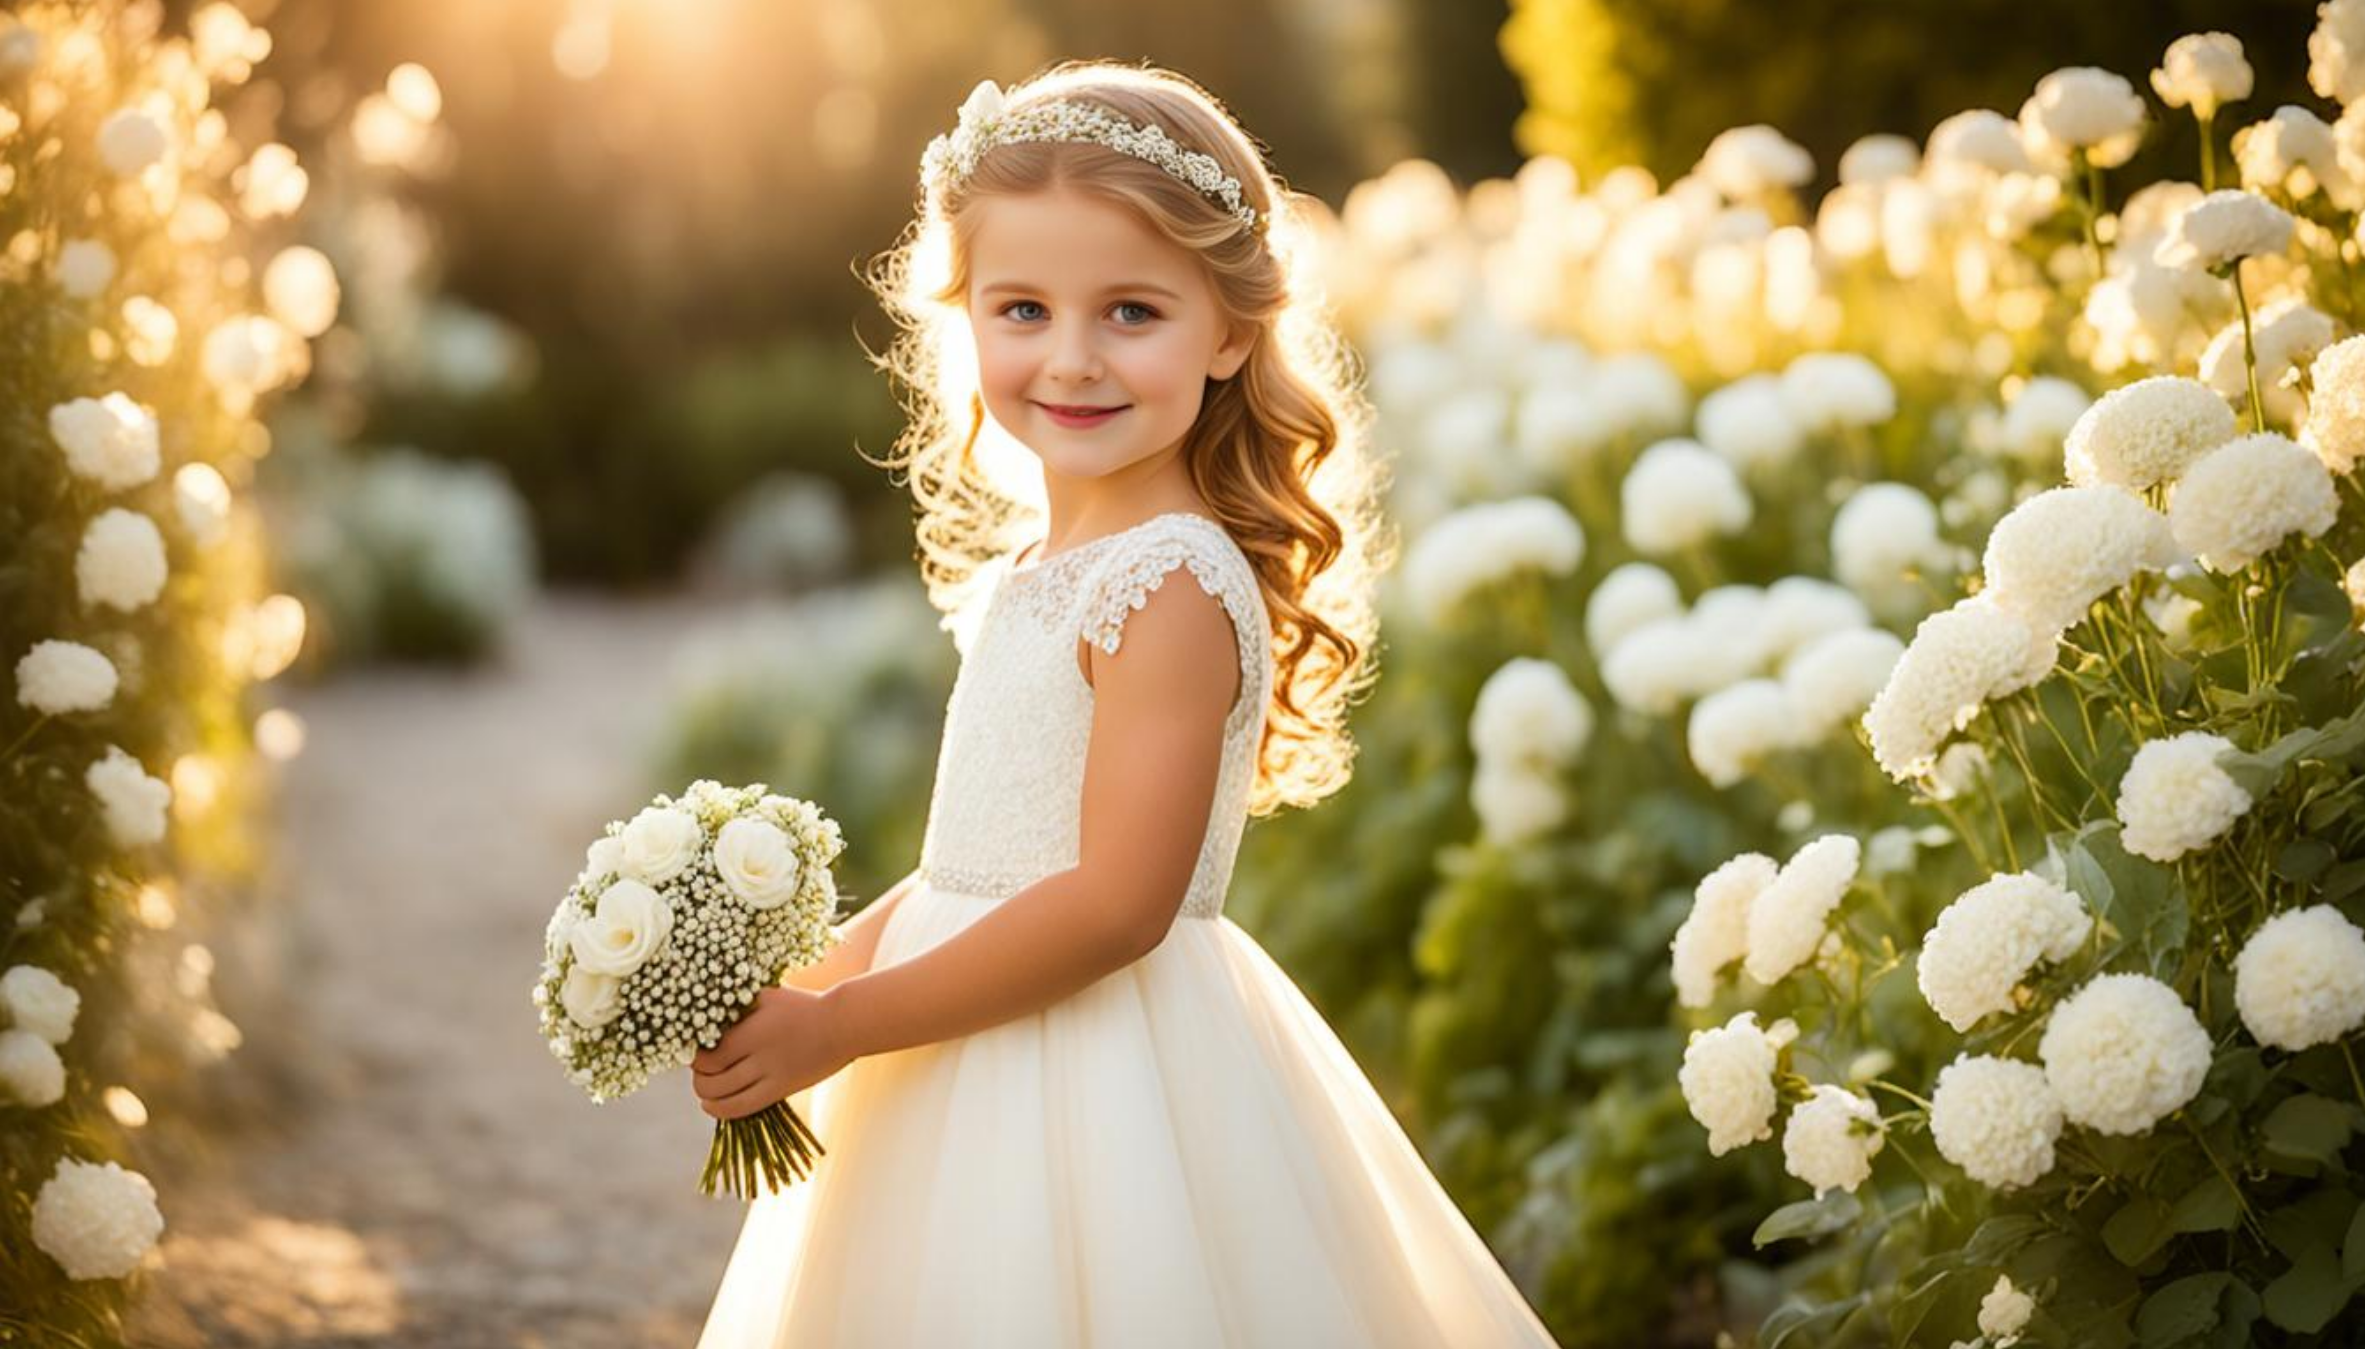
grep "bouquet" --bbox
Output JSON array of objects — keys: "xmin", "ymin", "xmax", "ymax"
[{"xmin": 533, "ymin": 779, "xmax": 846, "ymax": 1198}]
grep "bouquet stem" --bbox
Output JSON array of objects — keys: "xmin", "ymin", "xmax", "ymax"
[{"xmin": 700, "ymin": 1099, "xmax": 827, "ymax": 1199}]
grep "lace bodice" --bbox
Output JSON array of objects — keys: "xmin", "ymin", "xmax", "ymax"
[{"xmin": 917, "ymin": 512, "xmax": 1272, "ymax": 922}]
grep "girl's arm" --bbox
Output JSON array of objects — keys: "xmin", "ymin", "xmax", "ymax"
[
  {"xmin": 818, "ymin": 571, "xmax": 1239, "ymax": 1061},
  {"xmin": 781, "ymin": 866, "xmax": 923, "ymax": 992}
]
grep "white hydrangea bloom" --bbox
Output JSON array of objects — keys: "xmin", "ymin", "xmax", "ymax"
[
  {"xmin": 2154, "ymin": 190, "xmax": 2294, "ymax": 270},
  {"xmin": 47, "ymin": 393, "xmax": 161, "ymax": 491},
  {"xmin": 2199, "ymin": 299, "xmax": 2334, "ymax": 403},
  {"xmin": 1863, "ymin": 596, "xmax": 2056, "ymax": 781},
  {"xmin": 1931, "ymin": 1054, "xmax": 2064, "ymax": 1189},
  {"xmin": 2233, "ymin": 905, "xmax": 2365, "ymax": 1051},
  {"xmin": 2082, "ymin": 253, "xmax": 2220, "ymax": 373},
  {"xmin": 2063, "ymin": 375, "xmax": 2238, "ymax": 490},
  {"xmin": 1779, "ymin": 351, "xmax": 1896, "ymax": 432},
  {"xmin": 1696, "ymin": 374, "xmax": 1805, "ymax": 470},
  {"xmin": 1830, "ymin": 482, "xmax": 1950, "ymax": 605},
  {"xmin": 1687, "ymin": 585, "xmax": 1777, "ymax": 683},
  {"xmin": 1756, "ymin": 577, "xmax": 1870, "ymax": 666},
  {"xmin": 30, "ymin": 1157, "xmax": 164, "ymax": 1280},
  {"xmin": 1470, "ymin": 658, "xmax": 1593, "ymax": 769},
  {"xmin": 74, "ymin": 508, "xmax": 169, "ymax": 613},
  {"xmin": 1470, "ymin": 760, "xmax": 1566, "ymax": 846},
  {"xmin": 1687, "ymin": 679, "xmax": 1800, "ymax": 788},
  {"xmin": 14, "ymin": 640, "xmax": 119, "ymax": 716},
  {"xmin": 1995, "ymin": 376, "xmax": 2091, "ymax": 464},
  {"xmin": 2039, "ymin": 973, "xmax": 2212, "ymax": 1135},
  {"xmin": 1587, "ymin": 352, "xmax": 1690, "ymax": 443},
  {"xmin": 1779, "ymin": 627, "xmax": 1904, "ymax": 738},
  {"xmin": 1699, "ymin": 124, "xmax": 1813, "ymax": 200},
  {"xmin": 1584, "ymin": 562, "xmax": 1682, "ymax": 657},
  {"xmin": 2169, "ymin": 432, "xmax": 2339, "ymax": 572},
  {"xmin": 1514, "ymin": 384, "xmax": 1613, "ymax": 473},
  {"xmin": 1781, "ymin": 1084, "xmax": 1885, "ymax": 1198},
  {"xmin": 2116, "ymin": 731, "xmax": 2254, "ymax": 862},
  {"xmin": 56, "ymin": 239, "xmax": 117, "ymax": 299},
  {"xmin": 2302, "ymin": 334, "xmax": 2365, "ymax": 474},
  {"xmin": 1400, "ymin": 496, "xmax": 1585, "ymax": 623},
  {"xmin": 2315, "ymin": 0, "xmax": 2365, "ymax": 106},
  {"xmin": 1671, "ymin": 852, "xmax": 1778, "ymax": 1009},
  {"xmin": 2152, "ymin": 33, "xmax": 2253, "ymax": 118},
  {"xmin": 86, "ymin": 746, "xmax": 172, "ymax": 849},
  {"xmin": 1744, "ymin": 834, "xmax": 1861, "ymax": 985},
  {"xmin": 1601, "ymin": 616, "xmax": 1716, "ymax": 715},
  {"xmin": 96, "ymin": 107, "xmax": 170, "ymax": 176},
  {"xmin": 0, "ymin": 1028, "xmax": 65, "ymax": 1106},
  {"xmin": 1679, "ymin": 1011, "xmax": 1791, "ymax": 1155},
  {"xmin": 1839, "ymin": 134, "xmax": 1918, "ymax": 185},
  {"xmin": 2020, "ymin": 67, "xmax": 2146, "ymax": 165},
  {"xmin": 1980, "ymin": 1274, "xmax": 2037, "ymax": 1345},
  {"xmin": 1, "ymin": 966, "xmax": 81, "ymax": 1045},
  {"xmin": 1981, "ymin": 485, "xmax": 2178, "ymax": 637},
  {"xmin": 1917, "ymin": 872, "xmax": 2093, "ymax": 1032},
  {"xmin": 2235, "ymin": 105, "xmax": 2346, "ymax": 199},
  {"xmin": 1620, "ymin": 438, "xmax": 1752, "ymax": 555}
]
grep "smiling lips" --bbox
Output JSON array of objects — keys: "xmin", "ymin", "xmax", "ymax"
[{"xmin": 1036, "ymin": 401, "xmax": 1129, "ymax": 428}]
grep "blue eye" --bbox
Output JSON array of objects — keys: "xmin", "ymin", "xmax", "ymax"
[
  {"xmin": 1112, "ymin": 302, "xmax": 1159, "ymax": 325},
  {"xmin": 1001, "ymin": 300, "xmax": 1047, "ymax": 322}
]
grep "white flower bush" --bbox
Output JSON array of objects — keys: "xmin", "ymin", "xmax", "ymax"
[
  {"xmin": 1685, "ymin": 679, "xmax": 1799, "ymax": 788},
  {"xmin": 2020, "ymin": 67, "xmax": 2146, "ymax": 167},
  {"xmin": 1583, "ymin": 561, "xmax": 1682, "ymax": 656},
  {"xmin": 1779, "ymin": 351, "xmax": 1897, "ymax": 433},
  {"xmin": 74, "ymin": 508, "xmax": 169, "ymax": 613},
  {"xmin": 1, "ymin": 967, "xmax": 81, "ymax": 1045},
  {"xmin": 2038, "ymin": 973, "xmax": 2212, "ymax": 1135},
  {"xmin": 1699, "ymin": 124, "xmax": 1813, "ymax": 200},
  {"xmin": 2152, "ymin": 33, "xmax": 2253, "ymax": 118},
  {"xmin": 1929, "ymin": 1054, "xmax": 2064, "ymax": 1189},
  {"xmin": 1993, "ymin": 375, "xmax": 2091, "ymax": 463},
  {"xmin": 2302, "ymin": 333, "xmax": 2365, "ymax": 473},
  {"xmin": 1671, "ymin": 852, "xmax": 1778, "ymax": 1008},
  {"xmin": 1862, "ymin": 596, "xmax": 2054, "ymax": 780},
  {"xmin": 1400, "ymin": 495, "xmax": 1585, "ymax": 622},
  {"xmin": 1781, "ymin": 1084, "xmax": 1885, "ymax": 1198},
  {"xmin": 47, "ymin": 394, "xmax": 160, "ymax": 491},
  {"xmin": 13, "ymin": 641, "xmax": 119, "ymax": 716},
  {"xmin": 2153, "ymin": 189, "xmax": 2293, "ymax": 270},
  {"xmin": 84, "ymin": 746, "xmax": 172, "ymax": 850},
  {"xmin": 1980, "ymin": 485, "xmax": 2177, "ymax": 637},
  {"xmin": 1916, "ymin": 872, "xmax": 2091, "ymax": 1031},
  {"xmin": 1471, "ymin": 658, "xmax": 1593, "ymax": 769},
  {"xmin": 0, "ymin": 1028, "xmax": 66, "ymax": 1106},
  {"xmin": 1695, "ymin": 374, "xmax": 1805, "ymax": 470},
  {"xmin": 1978, "ymin": 1274, "xmax": 2037, "ymax": 1345},
  {"xmin": 1778, "ymin": 627, "xmax": 1905, "ymax": 737},
  {"xmin": 1830, "ymin": 482, "xmax": 1951, "ymax": 609},
  {"xmin": 2232, "ymin": 905, "xmax": 2365, "ymax": 1051}
]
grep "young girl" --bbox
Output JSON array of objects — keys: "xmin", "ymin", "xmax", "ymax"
[{"xmin": 690, "ymin": 60, "xmax": 1561, "ymax": 1348}]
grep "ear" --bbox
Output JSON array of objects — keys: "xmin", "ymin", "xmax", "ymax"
[{"xmin": 1208, "ymin": 321, "xmax": 1255, "ymax": 382}]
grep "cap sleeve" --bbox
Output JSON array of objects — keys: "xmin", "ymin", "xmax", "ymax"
[{"xmin": 1079, "ymin": 519, "xmax": 1269, "ymax": 719}]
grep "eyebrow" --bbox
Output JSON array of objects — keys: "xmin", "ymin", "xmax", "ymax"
[{"xmin": 976, "ymin": 281, "xmax": 1184, "ymax": 301}]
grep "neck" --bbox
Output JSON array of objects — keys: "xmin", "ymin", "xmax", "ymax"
[{"xmin": 1033, "ymin": 439, "xmax": 1208, "ymax": 546}]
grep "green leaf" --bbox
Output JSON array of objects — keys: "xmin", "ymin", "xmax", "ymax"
[
  {"xmin": 2168, "ymin": 1173, "xmax": 2242, "ymax": 1235},
  {"xmin": 1963, "ymin": 1213, "xmax": 2050, "ymax": 1265},
  {"xmin": 2346, "ymin": 1200, "xmax": 2365, "ymax": 1285},
  {"xmin": 2325, "ymin": 859, "xmax": 2365, "ymax": 905},
  {"xmin": 2263, "ymin": 1242, "xmax": 2353, "ymax": 1333},
  {"xmin": 2136, "ymin": 1272, "xmax": 2230, "ymax": 1346},
  {"xmin": 2275, "ymin": 838, "xmax": 2337, "ymax": 885},
  {"xmin": 2262, "ymin": 1094, "xmax": 2357, "ymax": 1167},
  {"xmin": 2105, "ymin": 1194, "xmax": 2174, "ymax": 1266},
  {"xmin": 1759, "ymin": 1293, "xmax": 1871, "ymax": 1349},
  {"xmin": 1753, "ymin": 1189, "xmax": 1862, "ymax": 1246}
]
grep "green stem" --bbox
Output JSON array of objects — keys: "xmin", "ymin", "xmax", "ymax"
[
  {"xmin": 2198, "ymin": 112, "xmax": 2217, "ymax": 193},
  {"xmin": 0, "ymin": 715, "xmax": 49, "ymax": 765},
  {"xmin": 2231, "ymin": 261, "xmax": 2265, "ymax": 434}
]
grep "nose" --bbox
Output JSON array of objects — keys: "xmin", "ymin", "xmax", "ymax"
[{"xmin": 1042, "ymin": 317, "xmax": 1103, "ymax": 387}]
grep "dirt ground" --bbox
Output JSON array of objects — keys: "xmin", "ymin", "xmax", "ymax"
[{"xmin": 128, "ymin": 591, "xmax": 762, "ymax": 1349}]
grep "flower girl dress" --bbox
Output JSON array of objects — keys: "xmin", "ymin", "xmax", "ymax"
[{"xmin": 695, "ymin": 511, "xmax": 1562, "ymax": 1348}]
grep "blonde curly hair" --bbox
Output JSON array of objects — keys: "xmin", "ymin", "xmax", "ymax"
[{"xmin": 859, "ymin": 58, "xmax": 1390, "ymax": 816}]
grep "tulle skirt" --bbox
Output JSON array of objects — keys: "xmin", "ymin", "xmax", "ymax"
[{"xmin": 694, "ymin": 880, "xmax": 1563, "ymax": 1348}]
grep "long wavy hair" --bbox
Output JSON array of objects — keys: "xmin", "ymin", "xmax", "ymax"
[{"xmin": 859, "ymin": 59, "xmax": 1389, "ymax": 816}]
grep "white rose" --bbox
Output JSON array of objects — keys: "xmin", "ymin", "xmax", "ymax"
[
  {"xmin": 85, "ymin": 746, "xmax": 171, "ymax": 849},
  {"xmin": 1, "ymin": 965, "xmax": 81, "ymax": 1045},
  {"xmin": 1781, "ymin": 1084, "xmax": 1885, "ymax": 1198},
  {"xmin": 560, "ymin": 965, "xmax": 624, "ymax": 1029},
  {"xmin": 76, "ymin": 508, "xmax": 169, "ymax": 612},
  {"xmin": 30, "ymin": 1157, "xmax": 164, "ymax": 1281},
  {"xmin": 713, "ymin": 816, "xmax": 803, "ymax": 910},
  {"xmin": 617, "ymin": 806, "xmax": 701, "ymax": 884},
  {"xmin": 582, "ymin": 833, "xmax": 624, "ymax": 880},
  {"xmin": 2233, "ymin": 905, "xmax": 2365, "ymax": 1052},
  {"xmin": 568, "ymin": 877, "xmax": 674, "ymax": 976},
  {"xmin": 0, "ymin": 1028, "xmax": 66, "ymax": 1106}
]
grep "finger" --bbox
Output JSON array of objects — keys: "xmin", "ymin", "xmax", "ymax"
[
  {"xmin": 708, "ymin": 1079, "xmax": 777, "ymax": 1121},
  {"xmin": 693, "ymin": 1058, "xmax": 765, "ymax": 1101},
  {"xmin": 693, "ymin": 1041, "xmax": 746, "ymax": 1075}
]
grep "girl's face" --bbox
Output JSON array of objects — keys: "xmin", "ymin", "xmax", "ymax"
[{"xmin": 965, "ymin": 187, "xmax": 1253, "ymax": 481}]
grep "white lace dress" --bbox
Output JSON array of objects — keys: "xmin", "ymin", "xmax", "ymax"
[{"xmin": 695, "ymin": 512, "xmax": 1562, "ymax": 1348}]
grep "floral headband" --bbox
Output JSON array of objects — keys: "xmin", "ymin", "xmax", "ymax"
[{"xmin": 919, "ymin": 79, "xmax": 1262, "ymax": 235}]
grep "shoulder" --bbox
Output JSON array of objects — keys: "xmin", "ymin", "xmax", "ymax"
[{"xmin": 1078, "ymin": 514, "xmax": 1260, "ymax": 659}]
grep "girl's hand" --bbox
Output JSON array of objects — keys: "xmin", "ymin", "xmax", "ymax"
[{"xmin": 690, "ymin": 986, "xmax": 855, "ymax": 1121}]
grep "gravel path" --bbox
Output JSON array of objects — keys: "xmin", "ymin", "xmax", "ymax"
[{"xmin": 131, "ymin": 591, "xmax": 762, "ymax": 1348}]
